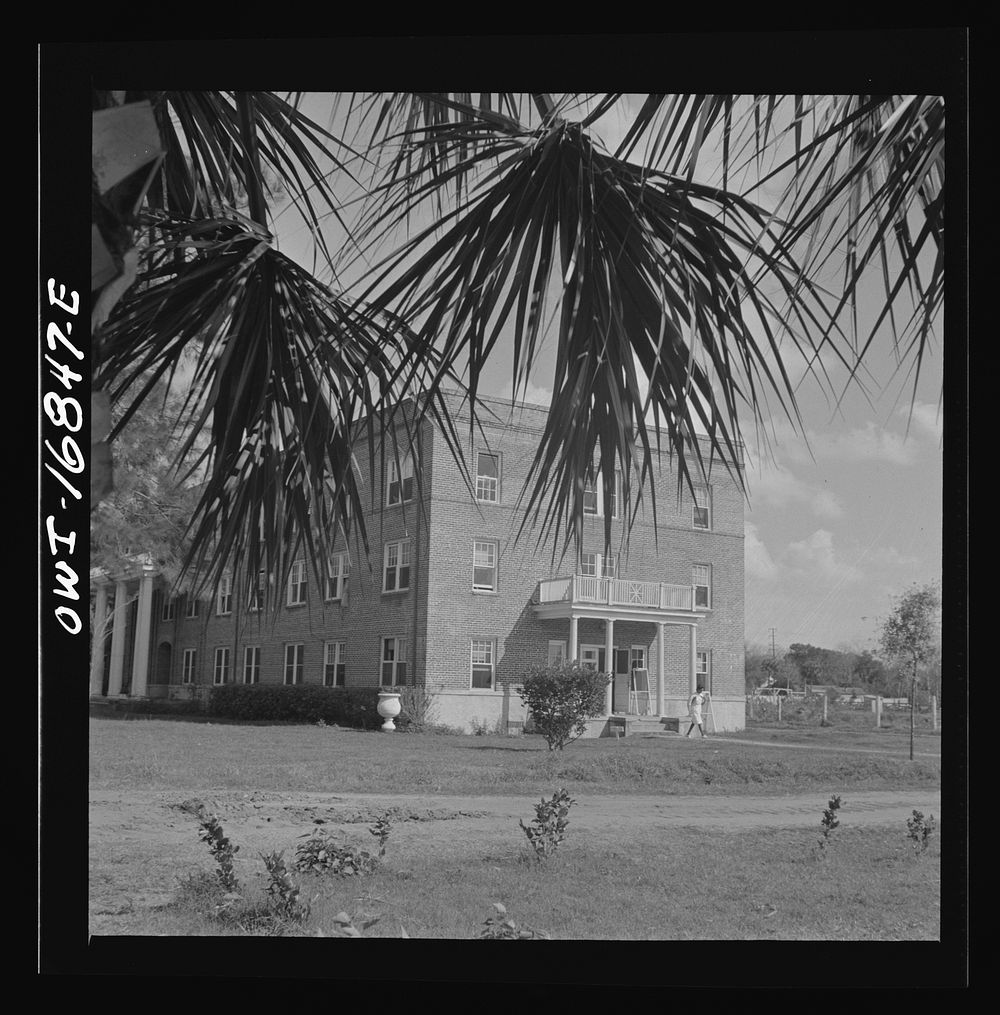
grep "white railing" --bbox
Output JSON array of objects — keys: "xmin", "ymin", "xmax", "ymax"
[{"xmin": 537, "ymin": 575, "xmax": 694, "ymax": 612}]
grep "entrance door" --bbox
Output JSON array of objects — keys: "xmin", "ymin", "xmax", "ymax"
[{"xmin": 612, "ymin": 648, "xmax": 630, "ymax": 713}]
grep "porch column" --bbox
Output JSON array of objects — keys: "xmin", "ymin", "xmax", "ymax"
[
  {"xmin": 130, "ymin": 570, "xmax": 155, "ymax": 698},
  {"xmin": 107, "ymin": 580, "xmax": 128, "ymax": 696},
  {"xmin": 604, "ymin": 618, "xmax": 615, "ymax": 716},
  {"xmin": 689, "ymin": 623, "xmax": 698, "ymax": 697},
  {"xmin": 568, "ymin": 614, "xmax": 579, "ymax": 663},
  {"xmin": 89, "ymin": 584, "xmax": 109, "ymax": 696},
  {"xmin": 656, "ymin": 621, "xmax": 666, "ymax": 716}
]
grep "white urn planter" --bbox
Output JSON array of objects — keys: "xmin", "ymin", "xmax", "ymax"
[{"xmin": 376, "ymin": 691, "xmax": 402, "ymax": 732}]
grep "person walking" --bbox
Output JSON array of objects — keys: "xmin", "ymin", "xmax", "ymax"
[{"xmin": 686, "ymin": 685, "xmax": 708, "ymax": 738}]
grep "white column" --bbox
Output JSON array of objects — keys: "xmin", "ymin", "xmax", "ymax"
[
  {"xmin": 107, "ymin": 580, "xmax": 128, "ymax": 696},
  {"xmin": 130, "ymin": 571, "xmax": 155, "ymax": 698},
  {"xmin": 689, "ymin": 623, "xmax": 698, "ymax": 698},
  {"xmin": 604, "ymin": 618, "xmax": 615, "ymax": 716},
  {"xmin": 568, "ymin": 615, "xmax": 579, "ymax": 662},
  {"xmin": 89, "ymin": 584, "xmax": 109, "ymax": 696},
  {"xmin": 656, "ymin": 622, "xmax": 666, "ymax": 716}
]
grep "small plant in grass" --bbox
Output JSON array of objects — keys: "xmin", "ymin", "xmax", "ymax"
[
  {"xmin": 260, "ymin": 850, "xmax": 310, "ymax": 923},
  {"xmin": 295, "ymin": 816, "xmax": 392, "ymax": 876},
  {"xmin": 817, "ymin": 795, "xmax": 842, "ymax": 852},
  {"xmin": 519, "ymin": 788, "xmax": 575, "ymax": 860},
  {"xmin": 480, "ymin": 902, "xmax": 550, "ymax": 940},
  {"xmin": 195, "ymin": 808, "xmax": 240, "ymax": 893},
  {"xmin": 906, "ymin": 810, "xmax": 936, "ymax": 855}
]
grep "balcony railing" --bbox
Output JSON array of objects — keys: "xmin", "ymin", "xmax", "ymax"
[{"xmin": 536, "ymin": 575, "xmax": 695, "ymax": 612}]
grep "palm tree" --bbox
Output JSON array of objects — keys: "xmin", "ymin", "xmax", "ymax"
[{"xmin": 92, "ymin": 91, "xmax": 945, "ymax": 601}]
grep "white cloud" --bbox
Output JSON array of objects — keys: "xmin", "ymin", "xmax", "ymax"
[
  {"xmin": 899, "ymin": 400, "xmax": 943, "ymax": 444},
  {"xmin": 495, "ymin": 379, "xmax": 553, "ymax": 408},
  {"xmin": 807, "ymin": 423, "xmax": 917, "ymax": 466},
  {"xmin": 785, "ymin": 529, "xmax": 864, "ymax": 584},
  {"xmin": 744, "ymin": 522, "xmax": 780, "ymax": 581},
  {"xmin": 746, "ymin": 460, "xmax": 844, "ymax": 520}
]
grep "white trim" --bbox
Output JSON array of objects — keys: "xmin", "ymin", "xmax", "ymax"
[
  {"xmin": 474, "ymin": 450, "xmax": 501, "ymax": 504},
  {"xmin": 283, "ymin": 642, "xmax": 304, "ymax": 685},
  {"xmin": 383, "ymin": 539, "xmax": 411, "ymax": 593},
  {"xmin": 287, "ymin": 561, "xmax": 307, "ymax": 606},
  {"xmin": 242, "ymin": 644, "xmax": 260, "ymax": 684},
  {"xmin": 473, "ymin": 539, "xmax": 498, "ymax": 591},
  {"xmin": 380, "ymin": 635, "xmax": 408, "ymax": 686},
  {"xmin": 470, "ymin": 637, "xmax": 496, "ymax": 689},
  {"xmin": 213, "ymin": 646, "xmax": 230, "ymax": 685}
]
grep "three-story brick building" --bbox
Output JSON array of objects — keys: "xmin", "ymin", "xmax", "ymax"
[{"xmin": 90, "ymin": 391, "xmax": 746, "ymax": 733}]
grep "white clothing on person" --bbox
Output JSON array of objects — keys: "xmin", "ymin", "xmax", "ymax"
[{"xmin": 689, "ymin": 691, "xmax": 705, "ymax": 723}]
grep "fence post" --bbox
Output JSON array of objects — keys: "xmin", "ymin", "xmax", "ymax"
[
  {"xmin": 875, "ymin": 696, "xmax": 882, "ymax": 728},
  {"xmin": 822, "ymin": 696, "xmax": 828, "ymax": 725},
  {"xmin": 777, "ymin": 696, "xmax": 782, "ymax": 723},
  {"xmin": 931, "ymin": 695, "xmax": 938, "ymax": 731}
]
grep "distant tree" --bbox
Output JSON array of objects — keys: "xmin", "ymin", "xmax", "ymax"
[
  {"xmin": 879, "ymin": 582, "xmax": 941, "ymax": 760},
  {"xmin": 852, "ymin": 650, "xmax": 889, "ymax": 694}
]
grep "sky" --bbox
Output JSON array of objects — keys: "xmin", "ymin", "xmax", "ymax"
[{"xmin": 271, "ymin": 93, "xmax": 944, "ymax": 656}]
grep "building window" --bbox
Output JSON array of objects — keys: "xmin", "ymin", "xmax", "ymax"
[
  {"xmin": 248, "ymin": 570, "xmax": 266, "ymax": 612},
  {"xmin": 383, "ymin": 540, "xmax": 411, "ymax": 593},
  {"xmin": 475, "ymin": 452, "xmax": 500, "ymax": 503},
  {"xmin": 182, "ymin": 648, "xmax": 197, "ymax": 684},
  {"xmin": 324, "ymin": 551, "xmax": 350, "ymax": 601},
  {"xmin": 213, "ymin": 647, "xmax": 231, "ymax": 685},
  {"xmin": 473, "ymin": 540, "xmax": 498, "ymax": 591},
  {"xmin": 696, "ymin": 649, "xmax": 712, "ymax": 693},
  {"xmin": 581, "ymin": 552, "xmax": 617, "ymax": 578},
  {"xmin": 185, "ymin": 595, "xmax": 200, "ymax": 619},
  {"xmin": 547, "ymin": 640, "xmax": 567, "ymax": 667},
  {"xmin": 387, "ymin": 452, "xmax": 415, "ymax": 506},
  {"xmin": 583, "ymin": 471, "xmax": 621, "ymax": 518},
  {"xmin": 692, "ymin": 564, "xmax": 712, "ymax": 608},
  {"xmin": 161, "ymin": 595, "xmax": 176, "ymax": 622},
  {"xmin": 287, "ymin": 561, "xmax": 307, "ymax": 606},
  {"xmin": 381, "ymin": 636, "xmax": 407, "ymax": 686},
  {"xmin": 583, "ymin": 477, "xmax": 599, "ymax": 515},
  {"xmin": 217, "ymin": 575, "xmax": 233, "ymax": 616},
  {"xmin": 284, "ymin": 643, "xmax": 304, "ymax": 685},
  {"xmin": 630, "ymin": 646, "xmax": 647, "ymax": 672},
  {"xmin": 324, "ymin": 641, "xmax": 346, "ymax": 687},
  {"xmin": 471, "ymin": 639, "xmax": 496, "ymax": 689},
  {"xmin": 243, "ymin": 645, "xmax": 260, "ymax": 685},
  {"xmin": 692, "ymin": 485, "xmax": 712, "ymax": 530}
]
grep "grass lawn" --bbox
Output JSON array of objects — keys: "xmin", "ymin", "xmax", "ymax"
[{"xmin": 90, "ymin": 717, "xmax": 941, "ymax": 797}]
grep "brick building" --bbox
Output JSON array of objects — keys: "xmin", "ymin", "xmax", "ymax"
[{"xmin": 89, "ymin": 392, "xmax": 746, "ymax": 734}]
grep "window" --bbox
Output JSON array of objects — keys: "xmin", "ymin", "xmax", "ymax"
[
  {"xmin": 284, "ymin": 643, "xmax": 304, "ymax": 685},
  {"xmin": 248, "ymin": 570, "xmax": 266, "ymax": 612},
  {"xmin": 182, "ymin": 648, "xmax": 197, "ymax": 684},
  {"xmin": 692, "ymin": 564, "xmax": 712, "ymax": 608},
  {"xmin": 161, "ymin": 595, "xmax": 176, "ymax": 622},
  {"xmin": 381, "ymin": 636, "xmax": 407, "ymax": 685},
  {"xmin": 583, "ymin": 471, "xmax": 621, "ymax": 518},
  {"xmin": 473, "ymin": 540, "xmax": 498, "ymax": 591},
  {"xmin": 217, "ymin": 575, "xmax": 232, "ymax": 616},
  {"xmin": 696, "ymin": 649, "xmax": 712, "ymax": 693},
  {"xmin": 243, "ymin": 645, "xmax": 260, "ymax": 685},
  {"xmin": 475, "ymin": 452, "xmax": 500, "ymax": 503},
  {"xmin": 324, "ymin": 641, "xmax": 346, "ymax": 687},
  {"xmin": 471, "ymin": 639, "xmax": 496, "ymax": 689},
  {"xmin": 630, "ymin": 647, "xmax": 647, "ymax": 672},
  {"xmin": 387, "ymin": 452, "xmax": 415, "ymax": 506},
  {"xmin": 547, "ymin": 640, "xmax": 567, "ymax": 667},
  {"xmin": 185, "ymin": 595, "xmax": 200, "ymax": 619},
  {"xmin": 324, "ymin": 551, "xmax": 350, "ymax": 601},
  {"xmin": 581, "ymin": 552, "xmax": 617, "ymax": 577},
  {"xmin": 383, "ymin": 540, "xmax": 411, "ymax": 593},
  {"xmin": 692, "ymin": 485, "xmax": 712, "ymax": 530},
  {"xmin": 583, "ymin": 478, "xmax": 599, "ymax": 515},
  {"xmin": 213, "ymin": 647, "xmax": 230, "ymax": 685},
  {"xmin": 287, "ymin": 561, "xmax": 307, "ymax": 606}
]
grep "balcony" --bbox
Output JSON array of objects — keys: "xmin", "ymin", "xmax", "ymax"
[{"xmin": 534, "ymin": 575, "xmax": 698, "ymax": 618}]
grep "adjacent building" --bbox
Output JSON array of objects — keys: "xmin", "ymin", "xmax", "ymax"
[{"xmin": 90, "ymin": 392, "xmax": 746, "ymax": 733}]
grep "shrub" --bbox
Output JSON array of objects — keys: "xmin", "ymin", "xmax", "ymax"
[
  {"xmin": 480, "ymin": 901, "xmax": 550, "ymax": 940},
  {"xmin": 817, "ymin": 794, "xmax": 843, "ymax": 853},
  {"xmin": 260, "ymin": 850, "xmax": 310, "ymax": 923},
  {"xmin": 519, "ymin": 788, "xmax": 576, "ymax": 860},
  {"xmin": 207, "ymin": 684, "xmax": 381, "ymax": 728},
  {"xmin": 194, "ymin": 807, "xmax": 240, "ymax": 893},
  {"xmin": 517, "ymin": 663, "xmax": 609, "ymax": 751},
  {"xmin": 395, "ymin": 685, "xmax": 439, "ymax": 732},
  {"xmin": 293, "ymin": 815, "xmax": 392, "ymax": 877},
  {"xmin": 906, "ymin": 809, "xmax": 936, "ymax": 855}
]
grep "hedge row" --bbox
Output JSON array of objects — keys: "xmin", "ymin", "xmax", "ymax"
[{"xmin": 207, "ymin": 684, "xmax": 384, "ymax": 728}]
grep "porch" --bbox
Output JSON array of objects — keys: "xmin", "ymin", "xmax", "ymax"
[{"xmin": 533, "ymin": 574, "xmax": 706, "ymax": 722}]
